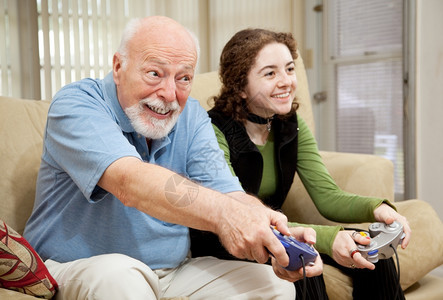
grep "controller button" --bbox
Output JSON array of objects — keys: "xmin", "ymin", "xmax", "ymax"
[
  {"xmin": 387, "ymin": 222, "xmax": 398, "ymax": 229},
  {"xmin": 368, "ymin": 249, "xmax": 378, "ymax": 255}
]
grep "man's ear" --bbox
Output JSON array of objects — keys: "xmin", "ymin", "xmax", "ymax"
[{"xmin": 113, "ymin": 53, "xmax": 122, "ymax": 84}]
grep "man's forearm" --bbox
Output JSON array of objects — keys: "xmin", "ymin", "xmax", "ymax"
[
  {"xmin": 227, "ymin": 191, "xmax": 265, "ymax": 207},
  {"xmin": 98, "ymin": 156, "xmax": 243, "ymax": 233}
]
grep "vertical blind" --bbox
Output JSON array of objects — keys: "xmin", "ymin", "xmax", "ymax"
[
  {"xmin": 1, "ymin": 0, "xmax": 299, "ymax": 100},
  {"xmin": 0, "ymin": 0, "xmax": 16, "ymax": 96},
  {"xmin": 328, "ymin": 0, "xmax": 404, "ymax": 196},
  {"xmin": 37, "ymin": 0, "xmax": 130, "ymax": 100}
]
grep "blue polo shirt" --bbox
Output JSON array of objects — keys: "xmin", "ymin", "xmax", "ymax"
[{"xmin": 24, "ymin": 73, "xmax": 242, "ymax": 269}]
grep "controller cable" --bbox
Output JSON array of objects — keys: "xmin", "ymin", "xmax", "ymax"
[
  {"xmin": 390, "ymin": 244, "xmax": 401, "ymax": 300},
  {"xmin": 299, "ymin": 254, "xmax": 307, "ymax": 300}
]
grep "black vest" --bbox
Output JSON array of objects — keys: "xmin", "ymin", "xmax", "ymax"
[
  {"xmin": 208, "ymin": 108, "xmax": 299, "ymax": 209},
  {"xmin": 190, "ymin": 108, "xmax": 300, "ymax": 259}
]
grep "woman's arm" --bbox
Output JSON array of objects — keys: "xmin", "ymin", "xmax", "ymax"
[
  {"xmin": 213, "ymin": 122, "xmax": 344, "ymax": 256},
  {"xmin": 296, "ymin": 115, "xmax": 395, "ymax": 223}
]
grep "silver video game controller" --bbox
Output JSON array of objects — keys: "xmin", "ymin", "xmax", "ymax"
[{"xmin": 356, "ymin": 221, "xmax": 405, "ymax": 263}]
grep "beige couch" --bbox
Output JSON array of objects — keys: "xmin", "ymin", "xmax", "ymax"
[{"xmin": 1, "ymin": 55, "xmax": 443, "ymax": 299}]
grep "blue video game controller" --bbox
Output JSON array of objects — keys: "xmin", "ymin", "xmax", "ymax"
[
  {"xmin": 270, "ymin": 226, "xmax": 318, "ymax": 271},
  {"xmin": 356, "ymin": 221, "xmax": 406, "ymax": 263}
]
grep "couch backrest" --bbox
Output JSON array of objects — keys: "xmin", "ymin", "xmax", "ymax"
[
  {"xmin": 190, "ymin": 53, "xmax": 315, "ymax": 135},
  {"xmin": 0, "ymin": 96, "xmax": 50, "ymax": 234},
  {"xmin": 0, "ymin": 54, "xmax": 313, "ymax": 235}
]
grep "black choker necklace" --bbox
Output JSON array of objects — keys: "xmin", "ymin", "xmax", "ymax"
[{"xmin": 247, "ymin": 113, "xmax": 274, "ymax": 132}]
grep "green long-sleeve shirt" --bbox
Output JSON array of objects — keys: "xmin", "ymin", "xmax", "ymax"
[{"xmin": 213, "ymin": 115, "xmax": 394, "ymax": 256}]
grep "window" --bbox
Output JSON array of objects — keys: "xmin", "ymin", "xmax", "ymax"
[{"xmin": 326, "ymin": 0, "xmax": 405, "ymax": 198}]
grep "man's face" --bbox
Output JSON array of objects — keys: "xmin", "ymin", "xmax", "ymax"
[{"xmin": 113, "ymin": 30, "xmax": 197, "ymax": 139}]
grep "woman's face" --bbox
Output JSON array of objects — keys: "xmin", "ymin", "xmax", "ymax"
[{"xmin": 241, "ymin": 42, "xmax": 297, "ymax": 118}]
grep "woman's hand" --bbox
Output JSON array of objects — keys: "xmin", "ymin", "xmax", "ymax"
[
  {"xmin": 331, "ymin": 230, "xmax": 375, "ymax": 270},
  {"xmin": 373, "ymin": 203, "xmax": 411, "ymax": 249},
  {"xmin": 271, "ymin": 226, "xmax": 323, "ymax": 282},
  {"xmin": 271, "ymin": 251, "xmax": 323, "ymax": 282}
]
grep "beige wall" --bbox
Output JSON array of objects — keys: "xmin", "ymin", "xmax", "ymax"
[{"xmin": 416, "ymin": 0, "xmax": 443, "ymax": 220}]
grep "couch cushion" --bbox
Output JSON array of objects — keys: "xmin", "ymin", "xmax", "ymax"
[
  {"xmin": 0, "ymin": 97, "xmax": 50, "ymax": 235},
  {"xmin": 404, "ymin": 274, "xmax": 443, "ymax": 300},
  {"xmin": 190, "ymin": 71, "xmax": 222, "ymax": 111},
  {"xmin": 0, "ymin": 220, "xmax": 57, "ymax": 298}
]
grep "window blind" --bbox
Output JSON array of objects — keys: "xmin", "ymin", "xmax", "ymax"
[
  {"xmin": 329, "ymin": 0, "xmax": 404, "ymax": 196},
  {"xmin": 330, "ymin": 0, "xmax": 403, "ymax": 58}
]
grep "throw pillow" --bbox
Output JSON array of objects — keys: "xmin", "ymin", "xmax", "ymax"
[{"xmin": 0, "ymin": 219, "xmax": 57, "ymax": 298}]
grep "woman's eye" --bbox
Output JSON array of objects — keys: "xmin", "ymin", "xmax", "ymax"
[
  {"xmin": 265, "ymin": 71, "xmax": 275, "ymax": 77},
  {"xmin": 287, "ymin": 66, "xmax": 295, "ymax": 73}
]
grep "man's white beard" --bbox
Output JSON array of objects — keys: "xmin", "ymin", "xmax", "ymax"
[{"xmin": 125, "ymin": 98, "xmax": 181, "ymax": 139}]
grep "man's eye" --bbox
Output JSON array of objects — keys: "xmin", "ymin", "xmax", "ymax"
[
  {"xmin": 177, "ymin": 75, "xmax": 193, "ymax": 86},
  {"xmin": 147, "ymin": 71, "xmax": 159, "ymax": 77}
]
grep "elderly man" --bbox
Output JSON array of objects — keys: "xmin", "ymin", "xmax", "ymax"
[{"xmin": 24, "ymin": 16, "xmax": 321, "ymax": 299}]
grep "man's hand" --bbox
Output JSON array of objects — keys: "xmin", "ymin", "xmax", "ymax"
[{"xmin": 215, "ymin": 193, "xmax": 291, "ymax": 267}]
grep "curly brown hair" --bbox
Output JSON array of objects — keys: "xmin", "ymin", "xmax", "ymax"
[{"xmin": 212, "ymin": 28, "xmax": 299, "ymax": 122}]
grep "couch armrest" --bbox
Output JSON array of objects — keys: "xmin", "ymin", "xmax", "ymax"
[
  {"xmin": 282, "ymin": 151, "xmax": 395, "ymax": 225},
  {"xmin": 394, "ymin": 199, "xmax": 443, "ymax": 290},
  {"xmin": 0, "ymin": 288, "xmax": 40, "ymax": 299},
  {"xmin": 281, "ymin": 149, "xmax": 443, "ymax": 291},
  {"xmin": 345, "ymin": 199, "xmax": 443, "ymax": 291}
]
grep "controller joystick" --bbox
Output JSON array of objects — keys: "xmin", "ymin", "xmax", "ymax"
[
  {"xmin": 357, "ymin": 221, "xmax": 405, "ymax": 263},
  {"xmin": 270, "ymin": 226, "xmax": 318, "ymax": 271}
]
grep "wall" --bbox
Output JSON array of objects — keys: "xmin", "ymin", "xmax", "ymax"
[{"xmin": 416, "ymin": 0, "xmax": 443, "ymax": 221}]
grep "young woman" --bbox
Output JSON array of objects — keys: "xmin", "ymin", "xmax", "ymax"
[{"xmin": 190, "ymin": 28, "xmax": 411, "ymax": 299}]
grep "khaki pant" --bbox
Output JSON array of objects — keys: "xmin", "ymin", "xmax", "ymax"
[{"xmin": 46, "ymin": 253, "xmax": 295, "ymax": 300}]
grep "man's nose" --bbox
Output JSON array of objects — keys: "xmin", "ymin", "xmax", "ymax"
[{"xmin": 157, "ymin": 77, "xmax": 177, "ymax": 102}]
